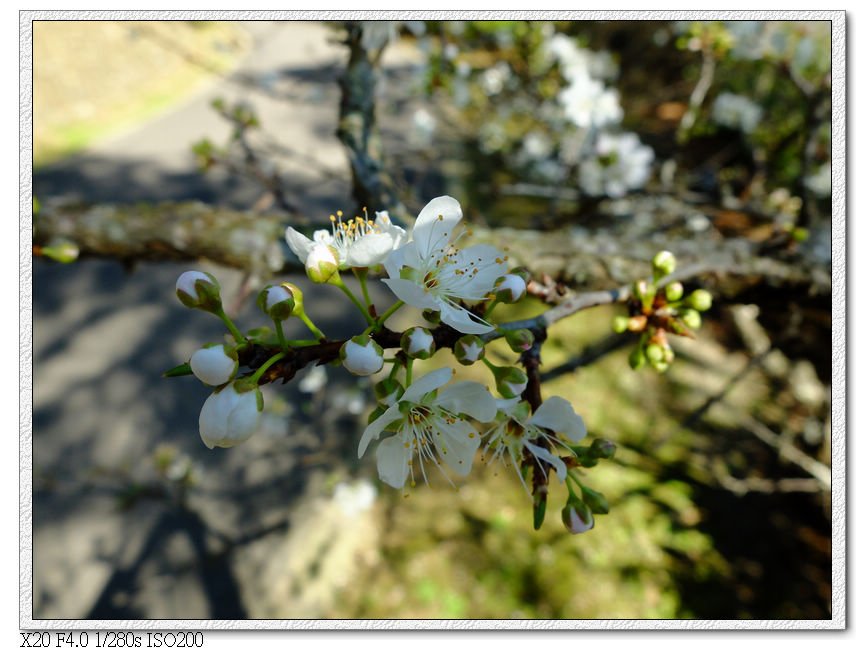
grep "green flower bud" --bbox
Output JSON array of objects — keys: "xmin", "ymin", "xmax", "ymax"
[
  {"xmin": 305, "ymin": 244, "xmax": 339, "ymax": 284},
  {"xmin": 400, "ymin": 327, "xmax": 436, "ymax": 360},
  {"xmin": 612, "ymin": 315, "xmax": 630, "ymax": 334},
  {"xmin": 492, "ymin": 366, "xmax": 529, "ymax": 399},
  {"xmin": 454, "ymin": 334, "xmax": 486, "ymax": 365},
  {"xmin": 561, "ymin": 498, "xmax": 595, "ymax": 534},
  {"xmin": 681, "ymin": 308, "xmax": 702, "ymax": 330},
  {"xmin": 374, "ymin": 378, "xmax": 404, "ymax": 406},
  {"xmin": 650, "ymin": 359, "xmax": 670, "ymax": 373},
  {"xmin": 665, "ymin": 281, "xmax": 684, "ymax": 302},
  {"xmin": 257, "ymin": 284, "xmax": 295, "ymax": 321},
  {"xmin": 580, "ymin": 485, "xmax": 610, "ymax": 515},
  {"xmin": 652, "ymin": 250, "xmax": 677, "ymax": 277},
  {"xmin": 281, "ymin": 282, "xmax": 305, "ymax": 316},
  {"xmin": 504, "ymin": 328, "xmax": 534, "ymax": 353},
  {"xmin": 421, "ymin": 309, "xmax": 441, "ymax": 325},
  {"xmin": 176, "ymin": 270, "xmax": 222, "ymax": 313},
  {"xmin": 688, "ymin": 289, "xmax": 713, "ymax": 312},
  {"xmin": 645, "ymin": 343, "xmax": 665, "ymax": 364},
  {"xmin": 589, "ymin": 438, "xmax": 617, "ymax": 459}
]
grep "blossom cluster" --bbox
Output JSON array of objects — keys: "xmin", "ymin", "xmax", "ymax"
[{"xmin": 170, "ymin": 195, "xmax": 616, "ymax": 534}]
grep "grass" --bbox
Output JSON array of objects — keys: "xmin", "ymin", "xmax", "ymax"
[{"xmin": 33, "ymin": 21, "xmax": 249, "ymax": 167}]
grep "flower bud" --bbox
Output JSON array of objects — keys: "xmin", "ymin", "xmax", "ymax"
[
  {"xmin": 257, "ymin": 284, "xmax": 295, "ymax": 321},
  {"xmin": 580, "ymin": 485, "xmax": 610, "ymax": 515},
  {"xmin": 176, "ymin": 270, "xmax": 222, "ymax": 312},
  {"xmin": 400, "ymin": 327, "xmax": 436, "ymax": 360},
  {"xmin": 504, "ymin": 328, "xmax": 534, "ymax": 353},
  {"xmin": 589, "ymin": 438, "xmax": 617, "ymax": 459},
  {"xmin": 281, "ymin": 282, "xmax": 305, "ymax": 315},
  {"xmin": 492, "ymin": 366, "xmax": 529, "ymax": 399},
  {"xmin": 681, "ymin": 308, "xmax": 702, "ymax": 330},
  {"xmin": 374, "ymin": 378, "xmax": 404, "ymax": 406},
  {"xmin": 561, "ymin": 498, "xmax": 595, "ymax": 534},
  {"xmin": 650, "ymin": 359, "xmax": 670, "ymax": 373},
  {"xmin": 305, "ymin": 243, "xmax": 339, "ymax": 284},
  {"xmin": 612, "ymin": 315, "xmax": 630, "ymax": 334},
  {"xmin": 340, "ymin": 335, "xmax": 384, "ymax": 376},
  {"xmin": 628, "ymin": 347, "xmax": 645, "ymax": 370},
  {"xmin": 190, "ymin": 343, "xmax": 238, "ymax": 386},
  {"xmin": 198, "ymin": 382, "xmax": 263, "ymax": 449},
  {"xmin": 454, "ymin": 334, "xmax": 486, "ymax": 365},
  {"xmin": 652, "ymin": 250, "xmax": 677, "ymax": 277},
  {"xmin": 421, "ymin": 309, "xmax": 441, "ymax": 325},
  {"xmin": 645, "ymin": 343, "xmax": 665, "ymax": 364},
  {"xmin": 509, "ymin": 267, "xmax": 532, "ymax": 283},
  {"xmin": 627, "ymin": 315, "xmax": 648, "ymax": 332},
  {"xmin": 665, "ymin": 282, "xmax": 684, "ymax": 302},
  {"xmin": 493, "ymin": 274, "xmax": 527, "ymax": 303},
  {"xmin": 688, "ymin": 289, "xmax": 713, "ymax": 312}
]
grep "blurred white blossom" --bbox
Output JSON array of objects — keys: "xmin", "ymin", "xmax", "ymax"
[
  {"xmin": 805, "ymin": 163, "xmax": 831, "ymax": 197},
  {"xmin": 712, "ymin": 92, "xmax": 763, "ymax": 134},
  {"xmin": 579, "ymin": 132, "xmax": 654, "ymax": 198}
]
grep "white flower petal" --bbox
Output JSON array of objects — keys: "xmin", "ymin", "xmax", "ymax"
[
  {"xmin": 431, "ymin": 417, "xmax": 481, "ymax": 476},
  {"xmin": 382, "ymin": 278, "xmax": 441, "ymax": 311},
  {"xmin": 345, "ymin": 232, "xmax": 398, "ymax": 267},
  {"xmin": 437, "ymin": 381, "xmax": 497, "ymax": 422},
  {"xmin": 439, "ymin": 302, "xmax": 494, "ymax": 334},
  {"xmin": 530, "ymin": 396, "xmax": 587, "ymax": 443},
  {"xmin": 413, "ymin": 196, "xmax": 463, "ymax": 260},
  {"xmin": 525, "ymin": 441, "xmax": 568, "ymax": 481},
  {"xmin": 225, "ymin": 390, "xmax": 261, "ymax": 443},
  {"xmin": 446, "ymin": 245, "xmax": 509, "ymax": 297},
  {"xmin": 401, "ymin": 367, "xmax": 454, "ymax": 403},
  {"xmin": 285, "ymin": 228, "xmax": 314, "ymax": 263},
  {"xmin": 190, "ymin": 346, "xmax": 236, "ymax": 386},
  {"xmin": 376, "ymin": 434, "xmax": 413, "ymax": 488},
  {"xmin": 358, "ymin": 404, "xmax": 403, "ymax": 457}
]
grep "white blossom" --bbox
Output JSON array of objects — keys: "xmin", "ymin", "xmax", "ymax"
[
  {"xmin": 579, "ymin": 132, "xmax": 654, "ymax": 198},
  {"xmin": 482, "ymin": 397, "xmax": 587, "ymax": 493},
  {"xmin": 711, "ymin": 92, "xmax": 763, "ymax": 134},
  {"xmin": 383, "ymin": 196, "xmax": 508, "ymax": 334},
  {"xmin": 559, "ymin": 74, "xmax": 623, "ymax": 130},
  {"xmin": 805, "ymin": 163, "xmax": 831, "ymax": 197},
  {"xmin": 358, "ymin": 368, "xmax": 497, "ymax": 488},
  {"xmin": 286, "ymin": 211, "xmax": 406, "ymax": 269}
]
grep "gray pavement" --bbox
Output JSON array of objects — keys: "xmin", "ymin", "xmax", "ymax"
[{"xmin": 32, "ymin": 21, "xmax": 414, "ymax": 620}]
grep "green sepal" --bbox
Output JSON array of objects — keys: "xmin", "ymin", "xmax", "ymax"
[{"xmin": 163, "ymin": 362, "xmax": 193, "ymax": 378}]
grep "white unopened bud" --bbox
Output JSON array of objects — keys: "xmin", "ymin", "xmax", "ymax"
[
  {"xmin": 190, "ymin": 344, "xmax": 238, "ymax": 386},
  {"xmin": 176, "ymin": 270, "xmax": 222, "ymax": 312},
  {"xmin": 400, "ymin": 327, "xmax": 435, "ymax": 359},
  {"xmin": 562, "ymin": 499, "xmax": 595, "ymax": 534},
  {"xmin": 340, "ymin": 335, "xmax": 384, "ymax": 376},
  {"xmin": 198, "ymin": 382, "xmax": 263, "ymax": 449},
  {"xmin": 494, "ymin": 274, "xmax": 527, "ymax": 303},
  {"xmin": 257, "ymin": 284, "xmax": 295, "ymax": 321},
  {"xmin": 454, "ymin": 334, "xmax": 486, "ymax": 365},
  {"xmin": 492, "ymin": 366, "xmax": 529, "ymax": 399},
  {"xmin": 305, "ymin": 244, "xmax": 339, "ymax": 284}
]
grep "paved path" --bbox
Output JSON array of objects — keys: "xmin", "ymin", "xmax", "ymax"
[{"xmin": 32, "ymin": 21, "xmax": 417, "ymax": 620}]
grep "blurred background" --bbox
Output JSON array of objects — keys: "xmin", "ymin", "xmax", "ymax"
[{"xmin": 31, "ymin": 19, "xmax": 832, "ymax": 620}]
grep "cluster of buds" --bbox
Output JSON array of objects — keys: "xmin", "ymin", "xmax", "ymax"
[{"xmin": 611, "ymin": 251, "xmax": 713, "ymax": 373}]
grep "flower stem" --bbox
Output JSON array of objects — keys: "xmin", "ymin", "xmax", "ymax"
[
  {"xmin": 405, "ymin": 358, "xmax": 414, "ymax": 385},
  {"xmin": 354, "ymin": 268, "xmax": 374, "ymax": 311},
  {"xmin": 375, "ymin": 300, "xmax": 405, "ymax": 330},
  {"xmin": 484, "ymin": 298, "xmax": 500, "ymax": 319},
  {"xmin": 285, "ymin": 339, "xmax": 318, "ymax": 347},
  {"xmin": 274, "ymin": 319, "xmax": 288, "ymax": 350},
  {"xmin": 216, "ymin": 308, "xmax": 245, "ymax": 344},
  {"xmin": 332, "ymin": 274, "xmax": 375, "ymax": 325},
  {"xmin": 299, "ymin": 313, "xmax": 326, "ymax": 341},
  {"xmin": 250, "ymin": 351, "xmax": 286, "ymax": 383}
]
